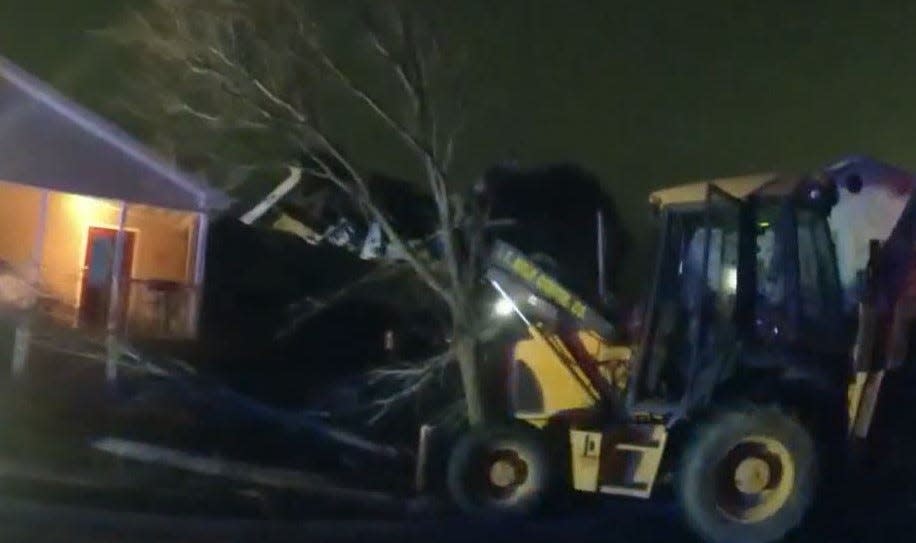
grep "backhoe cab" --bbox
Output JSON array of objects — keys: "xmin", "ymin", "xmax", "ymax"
[{"xmin": 447, "ymin": 171, "xmax": 903, "ymax": 543}]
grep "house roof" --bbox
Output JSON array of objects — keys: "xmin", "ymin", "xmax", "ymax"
[{"xmin": 0, "ymin": 57, "xmax": 231, "ymax": 212}]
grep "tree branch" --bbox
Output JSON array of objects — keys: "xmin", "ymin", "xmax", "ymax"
[
  {"xmin": 106, "ymin": 0, "xmax": 478, "ymax": 425},
  {"xmin": 252, "ymin": 79, "xmax": 308, "ymax": 123},
  {"xmin": 364, "ymin": 21, "xmax": 420, "ymax": 116},
  {"xmin": 365, "ymin": 349, "xmax": 454, "ymax": 425},
  {"xmin": 301, "ymin": 137, "xmax": 454, "ymax": 308},
  {"xmin": 306, "ymin": 45, "xmax": 450, "ymax": 182},
  {"xmin": 275, "ymin": 262, "xmax": 404, "ymax": 340}
]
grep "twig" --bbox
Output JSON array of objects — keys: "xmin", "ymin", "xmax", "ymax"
[
  {"xmin": 365, "ymin": 350, "xmax": 454, "ymax": 425},
  {"xmin": 275, "ymin": 263, "xmax": 404, "ymax": 340}
]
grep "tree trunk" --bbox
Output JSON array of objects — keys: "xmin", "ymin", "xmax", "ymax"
[{"xmin": 454, "ymin": 332, "xmax": 486, "ymax": 426}]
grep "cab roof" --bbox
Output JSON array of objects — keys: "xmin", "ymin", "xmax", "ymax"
[{"xmin": 648, "ymin": 173, "xmax": 783, "ymax": 208}]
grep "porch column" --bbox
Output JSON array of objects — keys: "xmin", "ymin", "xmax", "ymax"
[
  {"xmin": 188, "ymin": 212, "xmax": 208, "ymax": 336},
  {"xmin": 105, "ymin": 201, "xmax": 128, "ymax": 383},
  {"xmin": 11, "ymin": 189, "xmax": 50, "ymax": 378}
]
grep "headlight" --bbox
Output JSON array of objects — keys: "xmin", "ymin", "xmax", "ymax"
[
  {"xmin": 724, "ymin": 266, "xmax": 738, "ymax": 293},
  {"xmin": 493, "ymin": 297, "xmax": 515, "ymax": 317}
]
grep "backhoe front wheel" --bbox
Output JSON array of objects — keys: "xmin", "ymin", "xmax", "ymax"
[
  {"xmin": 447, "ymin": 425, "xmax": 553, "ymax": 515},
  {"xmin": 676, "ymin": 406, "xmax": 817, "ymax": 543}
]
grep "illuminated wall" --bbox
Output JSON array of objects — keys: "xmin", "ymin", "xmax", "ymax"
[
  {"xmin": 41, "ymin": 192, "xmax": 195, "ymax": 308},
  {"xmin": 41, "ymin": 192, "xmax": 121, "ymax": 307},
  {"xmin": 0, "ymin": 180, "xmax": 42, "ymax": 268},
  {"xmin": 0, "ymin": 180, "xmax": 196, "ymax": 312},
  {"xmin": 125, "ymin": 204, "xmax": 194, "ymax": 284}
]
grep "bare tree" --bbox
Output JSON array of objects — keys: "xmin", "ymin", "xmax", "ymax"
[{"xmin": 105, "ymin": 0, "xmax": 489, "ymax": 424}]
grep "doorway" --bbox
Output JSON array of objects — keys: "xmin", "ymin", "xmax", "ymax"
[{"xmin": 79, "ymin": 227, "xmax": 136, "ymax": 329}]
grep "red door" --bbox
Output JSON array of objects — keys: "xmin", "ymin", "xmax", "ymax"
[{"xmin": 79, "ymin": 227, "xmax": 136, "ymax": 329}]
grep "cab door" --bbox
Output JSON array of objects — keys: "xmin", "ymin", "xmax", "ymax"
[
  {"xmin": 679, "ymin": 185, "xmax": 744, "ymax": 410},
  {"xmin": 628, "ymin": 185, "xmax": 744, "ymax": 412}
]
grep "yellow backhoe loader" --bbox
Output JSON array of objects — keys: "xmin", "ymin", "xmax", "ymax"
[{"xmin": 445, "ymin": 167, "xmax": 912, "ymax": 543}]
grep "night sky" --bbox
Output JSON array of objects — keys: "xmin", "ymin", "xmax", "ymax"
[{"xmin": 3, "ymin": 0, "xmax": 916, "ymax": 276}]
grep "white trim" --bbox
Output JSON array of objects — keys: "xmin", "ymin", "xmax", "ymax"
[
  {"xmin": 189, "ymin": 213, "xmax": 208, "ymax": 336},
  {"xmin": 11, "ymin": 189, "xmax": 50, "ymax": 378},
  {"xmin": 183, "ymin": 221, "xmax": 196, "ymax": 284},
  {"xmin": 240, "ymin": 166, "xmax": 302, "ymax": 225},
  {"xmin": 193, "ymin": 213, "xmax": 208, "ymax": 285},
  {"xmin": 106, "ymin": 202, "xmax": 128, "ymax": 382}
]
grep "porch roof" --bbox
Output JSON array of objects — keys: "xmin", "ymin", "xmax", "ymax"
[{"xmin": 0, "ymin": 57, "xmax": 231, "ymax": 212}]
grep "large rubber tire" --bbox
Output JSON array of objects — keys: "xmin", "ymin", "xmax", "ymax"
[
  {"xmin": 447, "ymin": 425, "xmax": 553, "ymax": 515},
  {"xmin": 676, "ymin": 406, "xmax": 817, "ymax": 543}
]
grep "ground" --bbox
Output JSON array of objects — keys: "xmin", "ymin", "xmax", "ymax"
[
  {"xmin": 2, "ymin": 475, "xmax": 914, "ymax": 543},
  {"xmin": 3, "ymin": 318, "xmax": 916, "ymax": 543},
  {"xmin": 3, "ymin": 382, "xmax": 916, "ymax": 543},
  {"xmin": 0, "ymin": 495, "xmax": 687, "ymax": 543}
]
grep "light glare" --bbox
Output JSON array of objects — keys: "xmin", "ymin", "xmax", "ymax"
[{"xmin": 494, "ymin": 297, "xmax": 514, "ymax": 317}]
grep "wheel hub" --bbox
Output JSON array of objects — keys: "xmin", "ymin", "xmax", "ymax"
[
  {"xmin": 489, "ymin": 459, "xmax": 519, "ymax": 488},
  {"xmin": 484, "ymin": 449, "xmax": 529, "ymax": 494},
  {"xmin": 715, "ymin": 436, "xmax": 795, "ymax": 524},
  {"xmin": 734, "ymin": 457, "xmax": 771, "ymax": 494}
]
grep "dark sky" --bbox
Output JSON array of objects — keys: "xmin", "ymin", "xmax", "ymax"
[{"xmin": 3, "ymin": 0, "xmax": 916, "ymax": 267}]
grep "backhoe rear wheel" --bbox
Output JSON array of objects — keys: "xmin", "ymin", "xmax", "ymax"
[
  {"xmin": 676, "ymin": 406, "xmax": 817, "ymax": 543},
  {"xmin": 447, "ymin": 425, "xmax": 553, "ymax": 515}
]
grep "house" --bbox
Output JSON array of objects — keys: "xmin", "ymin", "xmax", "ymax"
[{"xmin": 0, "ymin": 57, "xmax": 229, "ymax": 375}]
